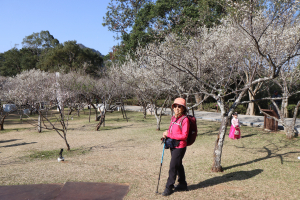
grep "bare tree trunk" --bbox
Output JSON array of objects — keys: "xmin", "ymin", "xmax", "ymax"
[
  {"xmin": 64, "ymin": 137, "xmax": 70, "ymax": 151},
  {"xmin": 155, "ymin": 97, "xmax": 169, "ymax": 131},
  {"xmin": 68, "ymin": 108, "xmax": 73, "ymax": 115},
  {"xmin": 285, "ymin": 126, "xmax": 294, "ymax": 139},
  {"xmin": 60, "ymin": 103, "xmax": 64, "ymax": 115},
  {"xmin": 194, "ymin": 93, "xmax": 203, "ymax": 110},
  {"xmin": 40, "ymin": 105, "xmax": 71, "ymax": 150},
  {"xmin": 103, "ymin": 114, "xmax": 105, "ymax": 127},
  {"xmin": 282, "ymin": 98, "xmax": 288, "ymax": 118},
  {"xmin": 281, "ymin": 93, "xmax": 289, "ymax": 118},
  {"xmin": 156, "ymin": 117, "xmax": 161, "ymax": 130},
  {"xmin": 0, "ymin": 115, "xmax": 6, "ymax": 130},
  {"xmin": 285, "ymin": 100, "xmax": 300, "ymax": 139},
  {"xmin": 143, "ymin": 104, "xmax": 147, "ymax": 119},
  {"xmin": 89, "ymin": 105, "xmax": 91, "ymax": 122},
  {"xmin": 95, "ymin": 107, "xmax": 98, "ymax": 121},
  {"xmin": 211, "ymin": 115, "xmax": 228, "ymax": 172},
  {"xmin": 121, "ymin": 106, "xmax": 125, "ymax": 118},
  {"xmin": 211, "ymin": 90, "xmax": 246, "ymax": 172},
  {"xmin": 246, "ymin": 90, "xmax": 255, "ymax": 115},
  {"xmin": 77, "ymin": 105, "xmax": 80, "ymax": 117},
  {"xmin": 38, "ymin": 112, "xmax": 42, "ymax": 133},
  {"xmin": 122, "ymin": 105, "xmax": 128, "ymax": 122},
  {"xmin": 154, "ymin": 106, "xmax": 161, "ymax": 131},
  {"xmin": 96, "ymin": 108, "xmax": 107, "ymax": 130},
  {"xmin": 96, "ymin": 115, "xmax": 105, "ymax": 131}
]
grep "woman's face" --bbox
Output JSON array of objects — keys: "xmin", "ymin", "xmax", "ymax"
[{"xmin": 173, "ymin": 104, "xmax": 184, "ymax": 116}]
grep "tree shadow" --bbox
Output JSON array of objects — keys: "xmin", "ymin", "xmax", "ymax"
[
  {"xmin": 100, "ymin": 126, "xmax": 124, "ymax": 131},
  {"xmin": 5, "ymin": 120, "xmax": 25, "ymax": 125},
  {"xmin": 241, "ymin": 134, "xmax": 257, "ymax": 138},
  {"xmin": 0, "ymin": 142, "xmax": 37, "ymax": 148},
  {"xmin": 188, "ymin": 169, "xmax": 263, "ymax": 191},
  {"xmin": 198, "ymin": 127, "xmax": 220, "ymax": 136},
  {"xmin": 0, "ymin": 139, "xmax": 22, "ymax": 144},
  {"xmin": 223, "ymin": 146, "xmax": 300, "ymax": 170}
]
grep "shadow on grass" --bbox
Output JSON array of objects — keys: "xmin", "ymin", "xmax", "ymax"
[
  {"xmin": 94, "ymin": 124, "xmax": 134, "ymax": 131},
  {"xmin": 188, "ymin": 169, "xmax": 263, "ymax": 191},
  {"xmin": 4, "ymin": 121, "xmax": 22, "ymax": 125},
  {"xmin": 0, "ymin": 127, "xmax": 33, "ymax": 134},
  {"xmin": 104, "ymin": 118, "xmax": 124, "ymax": 122},
  {"xmin": 223, "ymin": 147, "xmax": 300, "ymax": 170},
  {"xmin": 99, "ymin": 126, "xmax": 124, "ymax": 131},
  {"xmin": 241, "ymin": 133, "xmax": 257, "ymax": 138},
  {"xmin": 1, "ymin": 142, "xmax": 37, "ymax": 148},
  {"xmin": 197, "ymin": 126, "xmax": 220, "ymax": 136},
  {"xmin": 0, "ymin": 139, "xmax": 22, "ymax": 144}
]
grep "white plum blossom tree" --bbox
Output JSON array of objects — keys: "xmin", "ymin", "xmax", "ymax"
[{"xmin": 116, "ymin": 0, "xmax": 300, "ymax": 172}]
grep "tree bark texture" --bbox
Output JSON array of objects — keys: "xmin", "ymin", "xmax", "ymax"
[
  {"xmin": 65, "ymin": 139, "xmax": 70, "ymax": 151},
  {"xmin": 38, "ymin": 113, "xmax": 42, "ymax": 133},
  {"xmin": 285, "ymin": 100, "xmax": 300, "ymax": 139},
  {"xmin": 281, "ymin": 96, "xmax": 288, "ymax": 118},
  {"xmin": 96, "ymin": 116, "xmax": 105, "ymax": 131},
  {"xmin": 194, "ymin": 93, "xmax": 203, "ymax": 110},
  {"xmin": 211, "ymin": 116, "xmax": 229, "ymax": 172},
  {"xmin": 0, "ymin": 116, "xmax": 6, "ymax": 130},
  {"xmin": 246, "ymin": 90, "xmax": 255, "ymax": 116},
  {"xmin": 154, "ymin": 107, "xmax": 161, "ymax": 131},
  {"xmin": 89, "ymin": 106, "xmax": 91, "ymax": 122},
  {"xmin": 143, "ymin": 105, "xmax": 147, "ymax": 119},
  {"xmin": 95, "ymin": 108, "xmax": 99, "ymax": 121},
  {"xmin": 122, "ymin": 104, "xmax": 128, "ymax": 122}
]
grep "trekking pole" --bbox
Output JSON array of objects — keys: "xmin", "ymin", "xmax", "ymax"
[{"xmin": 156, "ymin": 139, "xmax": 166, "ymax": 193}]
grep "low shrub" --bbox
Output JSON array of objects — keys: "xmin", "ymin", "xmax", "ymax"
[
  {"xmin": 123, "ymin": 98, "xmax": 139, "ymax": 106},
  {"xmin": 235, "ymin": 104, "xmax": 247, "ymax": 115},
  {"xmin": 287, "ymin": 104, "xmax": 300, "ymax": 118}
]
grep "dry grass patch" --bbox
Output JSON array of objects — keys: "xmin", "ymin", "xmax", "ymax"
[{"xmin": 0, "ymin": 110, "xmax": 300, "ymax": 199}]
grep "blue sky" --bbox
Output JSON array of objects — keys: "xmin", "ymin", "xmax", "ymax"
[{"xmin": 0, "ymin": 0, "xmax": 121, "ymax": 55}]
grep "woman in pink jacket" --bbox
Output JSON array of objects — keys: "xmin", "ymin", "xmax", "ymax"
[{"xmin": 162, "ymin": 98, "xmax": 190, "ymax": 196}]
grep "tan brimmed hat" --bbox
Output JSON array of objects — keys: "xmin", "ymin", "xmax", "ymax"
[{"xmin": 172, "ymin": 98, "xmax": 186, "ymax": 109}]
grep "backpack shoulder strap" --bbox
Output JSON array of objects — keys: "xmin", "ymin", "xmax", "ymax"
[
  {"xmin": 169, "ymin": 116, "xmax": 181, "ymax": 136},
  {"xmin": 178, "ymin": 115, "xmax": 187, "ymax": 129}
]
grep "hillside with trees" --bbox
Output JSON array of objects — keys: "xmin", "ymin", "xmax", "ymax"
[{"xmin": 0, "ymin": 31, "xmax": 104, "ymax": 77}]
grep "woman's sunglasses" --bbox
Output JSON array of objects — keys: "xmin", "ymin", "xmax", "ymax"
[{"xmin": 173, "ymin": 105, "xmax": 182, "ymax": 108}]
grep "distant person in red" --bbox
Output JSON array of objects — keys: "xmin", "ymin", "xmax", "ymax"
[
  {"xmin": 228, "ymin": 112, "xmax": 241, "ymax": 139},
  {"xmin": 162, "ymin": 98, "xmax": 190, "ymax": 196}
]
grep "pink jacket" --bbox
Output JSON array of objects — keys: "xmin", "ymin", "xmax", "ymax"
[{"xmin": 167, "ymin": 115, "xmax": 190, "ymax": 148}]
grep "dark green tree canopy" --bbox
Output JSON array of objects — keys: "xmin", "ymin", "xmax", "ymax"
[
  {"xmin": 0, "ymin": 48, "xmax": 22, "ymax": 76},
  {"xmin": 102, "ymin": 0, "xmax": 152, "ymax": 39},
  {"xmin": 22, "ymin": 30, "xmax": 59, "ymax": 49},
  {"xmin": 103, "ymin": 0, "xmax": 226, "ymax": 62},
  {"xmin": 1, "ymin": 31, "xmax": 103, "ymax": 77},
  {"xmin": 38, "ymin": 41, "xmax": 103, "ymax": 76}
]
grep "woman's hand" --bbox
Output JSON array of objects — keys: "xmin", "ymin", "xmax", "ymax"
[{"xmin": 163, "ymin": 131, "xmax": 168, "ymax": 138}]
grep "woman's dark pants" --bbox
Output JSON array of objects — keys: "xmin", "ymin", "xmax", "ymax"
[{"xmin": 166, "ymin": 147, "xmax": 187, "ymax": 189}]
